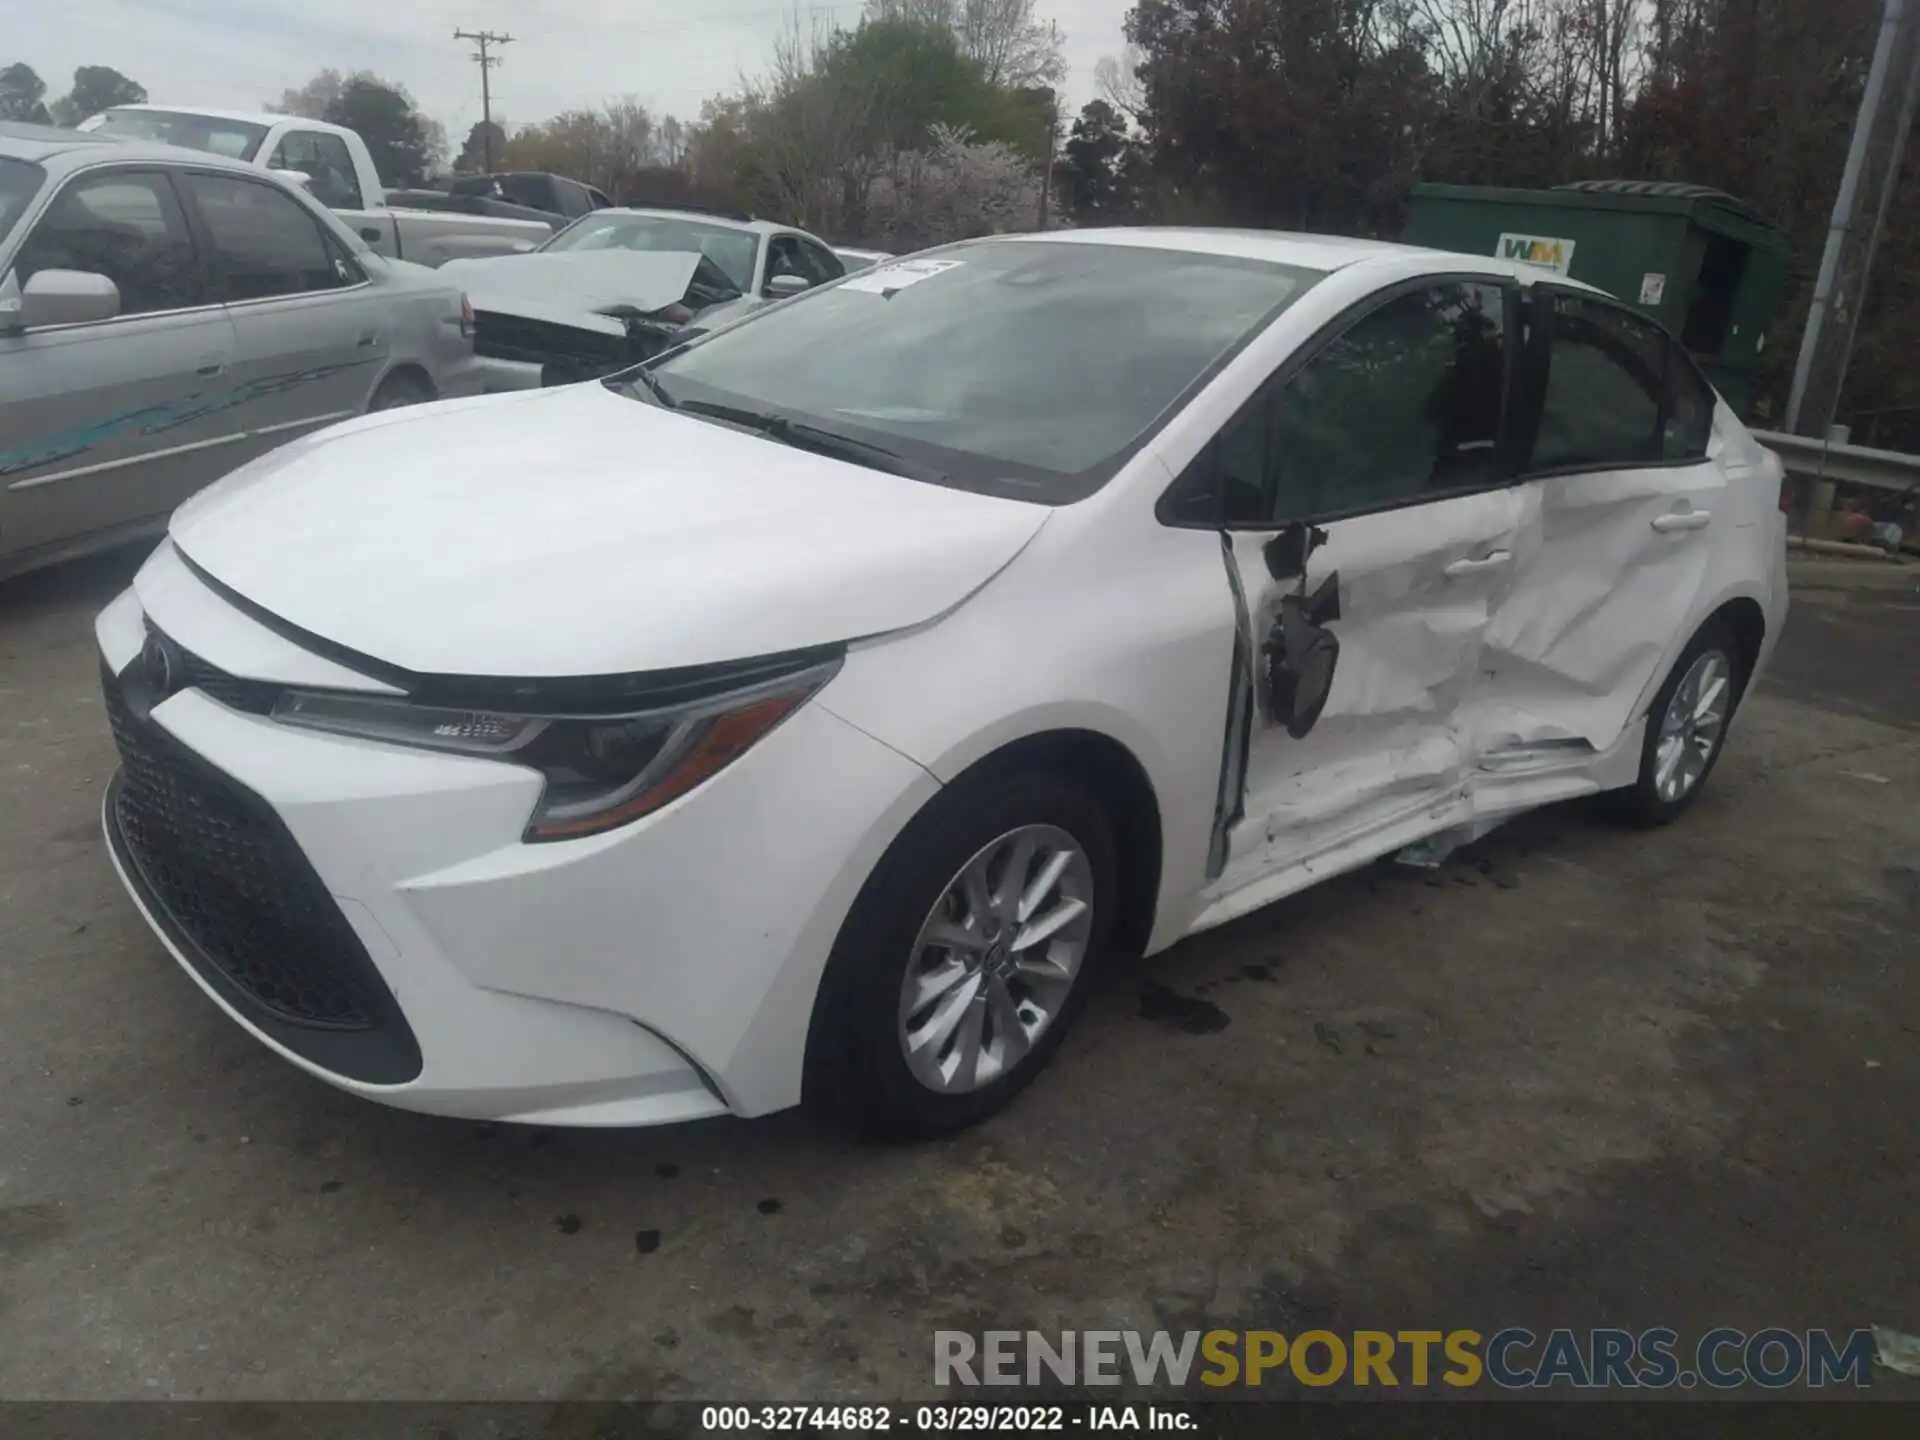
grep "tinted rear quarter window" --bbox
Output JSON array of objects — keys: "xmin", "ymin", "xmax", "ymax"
[{"xmin": 1533, "ymin": 294, "xmax": 1668, "ymax": 471}]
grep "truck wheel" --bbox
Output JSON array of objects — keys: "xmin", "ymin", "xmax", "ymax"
[{"xmin": 369, "ymin": 371, "xmax": 435, "ymax": 411}]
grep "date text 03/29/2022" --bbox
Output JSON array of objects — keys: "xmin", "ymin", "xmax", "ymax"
[{"xmin": 701, "ymin": 1406, "xmax": 1191, "ymax": 1432}]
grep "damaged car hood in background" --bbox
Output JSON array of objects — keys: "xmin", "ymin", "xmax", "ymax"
[
  {"xmin": 439, "ymin": 250, "xmax": 707, "ymax": 333},
  {"xmin": 166, "ymin": 384, "xmax": 1051, "ymax": 679}
]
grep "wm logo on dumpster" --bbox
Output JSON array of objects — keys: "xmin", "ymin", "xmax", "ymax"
[{"xmin": 1497, "ymin": 233, "xmax": 1577, "ymax": 274}]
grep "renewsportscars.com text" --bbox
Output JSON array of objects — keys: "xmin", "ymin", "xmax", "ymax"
[{"xmin": 933, "ymin": 1327, "xmax": 1878, "ymax": 1390}]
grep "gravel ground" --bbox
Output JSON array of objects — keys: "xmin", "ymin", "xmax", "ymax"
[{"xmin": 1, "ymin": 550, "xmax": 1915, "ymax": 1402}]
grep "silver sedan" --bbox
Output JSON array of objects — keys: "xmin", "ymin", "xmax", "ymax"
[{"xmin": 0, "ymin": 121, "xmax": 484, "ymax": 584}]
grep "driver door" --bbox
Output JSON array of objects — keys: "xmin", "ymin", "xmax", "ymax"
[
  {"xmin": 0, "ymin": 167, "xmax": 237, "ymax": 567},
  {"xmin": 1182, "ymin": 278, "xmax": 1527, "ymax": 901}
]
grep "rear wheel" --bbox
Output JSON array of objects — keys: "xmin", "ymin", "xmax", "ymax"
[
  {"xmin": 808, "ymin": 770, "xmax": 1116, "ymax": 1139},
  {"xmin": 1603, "ymin": 618, "xmax": 1743, "ymax": 827},
  {"xmin": 368, "ymin": 370, "xmax": 435, "ymax": 411}
]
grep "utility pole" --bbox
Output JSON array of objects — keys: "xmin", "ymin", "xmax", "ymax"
[
  {"xmin": 1786, "ymin": 0, "xmax": 1920, "ymax": 438},
  {"xmin": 454, "ymin": 27, "xmax": 514, "ymax": 173},
  {"xmin": 1036, "ymin": 86, "xmax": 1058, "ymax": 231}
]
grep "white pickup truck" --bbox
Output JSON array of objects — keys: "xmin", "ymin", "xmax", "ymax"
[{"xmin": 79, "ymin": 106, "xmax": 556, "ymax": 267}]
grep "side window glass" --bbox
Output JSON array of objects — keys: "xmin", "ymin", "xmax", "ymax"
[
  {"xmin": 13, "ymin": 170, "xmax": 203, "ymax": 318},
  {"xmin": 1209, "ymin": 281, "xmax": 1508, "ymax": 525},
  {"xmin": 1531, "ymin": 295, "xmax": 1665, "ymax": 471},
  {"xmin": 267, "ymin": 132, "xmax": 363, "ymax": 210},
  {"xmin": 1664, "ymin": 346, "xmax": 1716, "ymax": 461},
  {"xmin": 181, "ymin": 173, "xmax": 346, "ymax": 301},
  {"xmin": 799, "ymin": 239, "xmax": 844, "ymax": 283},
  {"xmin": 766, "ymin": 237, "xmax": 805, "ymax": 285}
]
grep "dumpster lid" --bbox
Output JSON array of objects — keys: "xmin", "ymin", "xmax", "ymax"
[{"xmin": 1555, "ymin": 180, "xmax": 1770, "ymax": 229}]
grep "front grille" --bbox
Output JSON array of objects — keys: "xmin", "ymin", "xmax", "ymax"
[
  {"xmin": 472, "ymin": 310, "xmax": 634, "ymax": 382},
  {"xmin": 102, "ymin": 664, "xmax": 422, "ymax": 1083},
  {"xmin": 177, "ymin": 643, "xmax": 278, "ymax": 714}
]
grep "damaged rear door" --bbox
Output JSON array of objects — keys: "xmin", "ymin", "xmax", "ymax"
[
  {"xmin": 1169, "ymin": 277, "xmax": 1524, "ymax": 909},
  {"xmin": 1476, "ymin": 287, "xmax": 1727, "ymax": 771}
]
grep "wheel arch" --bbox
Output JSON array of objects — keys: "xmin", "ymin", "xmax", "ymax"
[
  {"xmin": 367, "ymin": 362, "xmax": 436, "ymax": 410},
  {"xmin": 1709, "ymin": 594, "xmax": 1767, "ymax": 700},
  {"xmin": 938, "ymin": 727, "xmax": 1165, "ymax": 958}
]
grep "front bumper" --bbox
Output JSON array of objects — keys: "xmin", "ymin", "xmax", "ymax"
[{"xmin": 94, "ymin": 570, "xmax": 938, "ymax": 1126}]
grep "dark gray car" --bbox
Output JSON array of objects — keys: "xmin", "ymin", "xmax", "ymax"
[{"xmin": 0, "ymin": 122, "xmax": 485, "ymax": 583}]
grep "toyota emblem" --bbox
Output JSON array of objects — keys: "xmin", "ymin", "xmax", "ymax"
[{"xmin": 141, "ymin": 631, "xmax": 183, "ymax": 700}]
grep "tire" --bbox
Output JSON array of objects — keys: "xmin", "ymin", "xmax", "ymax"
[
  {"xmin": 368, "ymin": 370, "xmax": 435, "ymax": 411},
  {"xmin": 807, "ymin": 769, "xmax": 1118, "ymax": 1140},
  {"xmin": 1601, "ymin": 617, "xmax": 1745, "ymax": 828}
]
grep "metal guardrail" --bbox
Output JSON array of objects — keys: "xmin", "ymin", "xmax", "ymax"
[{"xmin": 1751, "ymin": 429, "xmax": 1920, "ymax": 494}]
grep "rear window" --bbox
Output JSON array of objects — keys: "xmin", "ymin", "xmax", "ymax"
[
  {"xmin": 0, "ymin": 156, "xmax": 44, "ymax": 245},
  {"xmin": 92, "ymin": 109, "xmax": 270, "ymax": 162}
]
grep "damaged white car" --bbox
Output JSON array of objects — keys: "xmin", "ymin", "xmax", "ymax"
[
  {"xmin": 95, "ymin": 231, "xmax": 1788, "ymax": 1138},
  {"xmin": 444, "ymin": 206, "xmax": 846, "ymax": 389}
]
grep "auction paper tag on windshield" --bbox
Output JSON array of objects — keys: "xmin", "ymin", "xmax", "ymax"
[{"xmin": 841, "ymin": 257, "xmax": 966, "ymax": 294}]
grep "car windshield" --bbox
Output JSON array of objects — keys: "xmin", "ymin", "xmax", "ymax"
[
  {"xmin": 646, "ymin": 239, "xmax": 1322, "ymax": 503},
  {"xmin": 0, "ymin": 156, "xmax": 44, "ymax": 245},
  {"xmin": 93, "ymin": 109, "xmax": 271, "ymax": 161},
  {"xmin": 543, "ymin": 212, "xmax": 759, "ymax": 294}
]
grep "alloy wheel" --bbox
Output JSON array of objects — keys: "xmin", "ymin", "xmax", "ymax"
[
  {"xmin": 1654, "ymin": 648, "xmax": 1732, "ymax": 803},
  {"xmin": 897, "ymin": 824, "xmax": 1094, "ymax": 1095}
]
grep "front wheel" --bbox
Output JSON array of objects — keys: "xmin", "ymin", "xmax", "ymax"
[
  {"xmin": 1603, "ymin": 619, "xmax": 1743, "ymax": 827},
  {"xmin": 807, "ymin": 770, "xmax": 1117, "ymax": 1140}
]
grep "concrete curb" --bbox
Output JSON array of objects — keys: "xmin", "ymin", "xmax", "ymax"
[{"xmin": 1787, "ymin": 557, "xmax": 1920, "ymax": 594}]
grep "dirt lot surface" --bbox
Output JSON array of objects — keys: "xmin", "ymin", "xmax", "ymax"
[{"xmin": 2, "ymin": 550, "xmax": 1915, "ymax": 1402}]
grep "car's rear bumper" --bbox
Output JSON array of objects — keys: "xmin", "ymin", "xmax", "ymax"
[
  {"xmin": 471, "ymin": 354, "xmax": 545, "ymax": 393},
  {"xmin": 93, "ymin": 566, "xmax": 939, "ymax": 1126}
]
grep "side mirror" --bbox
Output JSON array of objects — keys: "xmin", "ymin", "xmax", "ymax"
[
  {"xmin": 1263, "ymin": 574, "xmax": 1343, "ymax": 739},
  {"xmin": 765, "ymin": 272, "xmax": 811, "ymax": 299},
  {"xmin": 18, "ymin": 269, "xmax": 121, "ymax": 329},
  {"xmin": 271, "ymin": 168, "xmax": 314, "ymax": 191},
  {"xmin": 1262, "ymin": 521, "xmax": 1331, "ymax": 582}
]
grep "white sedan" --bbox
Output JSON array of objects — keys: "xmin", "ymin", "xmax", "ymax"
[{"xmin": 95, "ymin": 229, "xmax": 1789, "ymax": 1137}]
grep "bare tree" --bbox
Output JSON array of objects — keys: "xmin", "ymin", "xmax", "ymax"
[
  {"xmin": 1094, "ymin": 44, "xmax": 1147, "ymax": 120},
  {"xmin": 866, "ymin": 0, "xmax": 1066, "ymax": 86},
  {"xmin": 270, "ymin": 68, "xmax": 345, "ymax": 119}
]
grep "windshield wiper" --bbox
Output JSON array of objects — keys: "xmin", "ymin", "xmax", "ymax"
[
  {"xmin": 623, "ymin": 367, "xmax": 679, "ymax": 409},
  {"xmin": 669, "ymin": 399, "xmax": 948, "ymax": 483},
  {"xmin": 772, "ymin": 418, "xmax": 950, "ymax": 483}
]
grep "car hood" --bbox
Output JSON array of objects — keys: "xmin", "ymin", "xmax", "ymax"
[
  {"xmin": 168, "ymin": 384, "xmax": 1049, "ymax": 679},
  {"xmin": 440, "ymin": 250, "xmax": 705, "ymax": 335}
]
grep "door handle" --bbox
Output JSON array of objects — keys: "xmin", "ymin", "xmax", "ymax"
[
  {"xmin": 1652, "ymin": 510, "xmax": 1712, "ymax": 533},
  {"xmin": 357, "ymin": 331, "xmax": 380, "ymax": 348},
  {"xmin": 1444, "ymin": 550, "xmax": 1511, "ymax": 578},
  {"xmin": 194, "ymin": 360, "xmax": 226, "ymax": 378},
  {"xmin": 359, "ymin": 227, "xmax": 382, "ymax": 243}
]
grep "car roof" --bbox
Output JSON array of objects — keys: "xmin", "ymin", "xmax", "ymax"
[
  {"xmin": 102, "ymin": 103, "xmax": 293, "ymax": 129},
  {"xmin": 1010, "ymin": 226, "xmax": 1577, "ymax": 284},
  {"xmin": 0, "ymin": 120, "xmax": 121, "ymax": 162},
  {"xmin": 0, "ymin": 122, "xmax": 297, "ymax": 176},
  {"xmin": 600, "ymin": 206, "xmax": 772, "ymax": 232}
]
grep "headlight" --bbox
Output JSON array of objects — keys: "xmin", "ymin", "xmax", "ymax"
[{"xmin": 271, "ymin": 660, "xmax": 838, "ymax": 841}]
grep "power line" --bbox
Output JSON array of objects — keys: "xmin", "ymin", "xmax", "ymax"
[{"xmin": 453, "ymin": 27, "xmax": 515, "ymax": 170}]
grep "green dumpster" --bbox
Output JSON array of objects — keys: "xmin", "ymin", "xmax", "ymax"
[{"xmin": 1403, "ymin": 180, "xmax": 1791, "ymax": 417}]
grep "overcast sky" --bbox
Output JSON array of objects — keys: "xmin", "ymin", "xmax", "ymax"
[{"xmin": 16, "ymin": 0, "xmax": 1129, "ymax": 139}]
